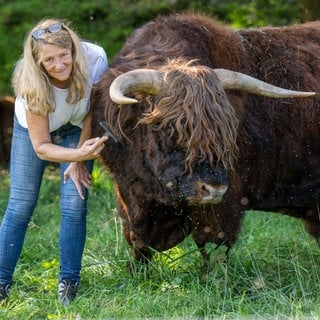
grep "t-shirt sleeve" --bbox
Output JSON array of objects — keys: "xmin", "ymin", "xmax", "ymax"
[
  {"xmin": 93, "ymin": 51, "xmax": 108, "ymax": 84},
  {"xmin": 82, "ymin": 42, "xmax": 109, "ymax": 86}
]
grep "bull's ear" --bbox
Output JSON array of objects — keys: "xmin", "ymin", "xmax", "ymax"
[
  {"xmin": 109, "ymin": 69, "xmax": 163, "ymax": 105},
  {"xmin": 226, "ymin": 94, "xmax": 247, "ymax": 119}
]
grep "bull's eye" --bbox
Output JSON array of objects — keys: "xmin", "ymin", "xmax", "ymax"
[
  {"xmin": 152, "ymin": 125, "xmax": 159, "ymax": 131},
  {"xmin": 152, "ymin": 123, "xmax": 162, "ymax": 131}
]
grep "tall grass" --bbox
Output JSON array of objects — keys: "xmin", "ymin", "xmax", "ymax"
[{"xmin": 0, "ymin": 164, "xmax": 320, "ymax": 319}]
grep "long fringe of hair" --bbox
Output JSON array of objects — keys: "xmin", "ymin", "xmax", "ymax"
[{"xmin": 137, "ymin": 60, "xmax": 239, "ymax": 171}]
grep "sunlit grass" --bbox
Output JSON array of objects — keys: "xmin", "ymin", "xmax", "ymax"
[{"xmin": 1, "ymin": 164, "xmax": 320, "ymax": 319}]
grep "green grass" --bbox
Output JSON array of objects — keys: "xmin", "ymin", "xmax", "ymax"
[{"xmin": 1, "ymin": 164, "xmax": 320, "ymax": 319}]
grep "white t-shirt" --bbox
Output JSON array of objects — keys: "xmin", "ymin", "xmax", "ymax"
[{"xmin": 15, "ymin": 41, "xmax": 108, "ymax": 132}]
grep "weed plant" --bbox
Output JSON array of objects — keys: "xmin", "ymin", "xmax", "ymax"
[{"xmin": 0, "ymin": 164, "xmax": 320, "ymax": 319}]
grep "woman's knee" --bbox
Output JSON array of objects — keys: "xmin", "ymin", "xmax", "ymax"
[{"xmin": 3, "ymin": 200, "xmax": 36, "ymax": 226}]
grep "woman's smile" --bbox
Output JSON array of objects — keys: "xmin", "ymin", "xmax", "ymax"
[{"xmin": 40, "ymin": 43, "xmax": 73, "ymax": 88}]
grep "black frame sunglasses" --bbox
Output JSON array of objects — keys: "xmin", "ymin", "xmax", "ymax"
[{"xmin": 32, "ymin": 23, "xmax": 65, "ymax": 40}]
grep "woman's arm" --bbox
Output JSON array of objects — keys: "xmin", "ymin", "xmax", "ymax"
[{"xmin": 26, "ymin": 109, "xmax": 107, "ymax": 162}]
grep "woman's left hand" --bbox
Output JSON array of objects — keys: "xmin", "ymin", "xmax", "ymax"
[{"xmin": 64, "ymin": 162, "xmax": 92, "ymax": 199}]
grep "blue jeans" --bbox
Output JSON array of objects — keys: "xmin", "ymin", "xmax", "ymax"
[{"xmin": 0, "ymin": 118, "xmax": 93, "ymax": 284}]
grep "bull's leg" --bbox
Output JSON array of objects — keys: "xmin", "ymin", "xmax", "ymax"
[
  {"xmin": 126, "ymin": 246, "xmax": 153, "ymax": 274},
  {"xmin": 117, "ymin": 202, "xmax": 154, "ymax": 272},
  {"xmin": 192, "ymin": 233, "xmax": 228, "ymax": 277},
  {"xmin": 122, "ymin": 226, "xmax": 154, "ymax": 273},
  {"xmin": 190, "ymin": 204, "xmax": 243, "ymax": 277},
  {"xmin": 196, "ymin": 239, "xmax": 232, "ymax": 281},
  {"xmin": 127, "ymin": 217, "xmax": 190, "ymax": 272},
  {"xmin": 278, "ymin": 207, "xmax": 320, "ymax": 244},
  {"xmin": 300, "ymin": 209, "xmax": 320, "ymax": 242}
]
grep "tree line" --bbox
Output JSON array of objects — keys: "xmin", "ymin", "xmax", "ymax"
[{"xmin": 0, "ymin": 0, "xmax": 319, "ymax": 95}]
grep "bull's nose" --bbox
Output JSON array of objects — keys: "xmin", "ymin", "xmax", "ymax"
[{"xmin": 200, "ymin": 183, "xmax": 228, "ymax": 204}]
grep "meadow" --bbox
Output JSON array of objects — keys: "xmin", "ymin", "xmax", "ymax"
[{"xmin": 1, "ymin": 164, "xmax": 320, "ymax": 319}]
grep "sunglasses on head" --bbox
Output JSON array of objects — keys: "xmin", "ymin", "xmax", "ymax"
[{"xmin": 32, "ymin": 23, "xmax": 65, "ymax": 40}]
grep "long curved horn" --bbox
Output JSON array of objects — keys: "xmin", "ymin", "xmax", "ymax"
[
  {"xmin": 109, "ymin": 69, "xmax": 163, "ymax": 105},
  {"xmin": 110, "ymin": 67, "xmax": 315, "ymax": 105},
  {"xmin": 213, "ymin": 68, "xmax": 315, "ymax": 98}
]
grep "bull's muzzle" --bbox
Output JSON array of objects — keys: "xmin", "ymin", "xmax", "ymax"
[{"xmin": 188, "ymin": 182, "xmax": 228, "ymax": 205}]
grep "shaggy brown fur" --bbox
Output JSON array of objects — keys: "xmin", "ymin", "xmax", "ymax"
[
  {"xmin": 92, "ymin": 12, "xmax": 320, "ymax": 271},
  {"xmin": 0, "ymin": 96, "xmax": 14, "ymax": 167},
  {"xmin": 137, "ymin": 59, "xmax": 239, "ymax": 171}
]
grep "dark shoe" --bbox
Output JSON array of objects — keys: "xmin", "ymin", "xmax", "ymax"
[
  {"xmin": 58, "ymin": 278, "xmax": 79, "ymax": 306},
  {"xmin": 0, "ymin": 283, "xmax": 10, "ymax": 303}
]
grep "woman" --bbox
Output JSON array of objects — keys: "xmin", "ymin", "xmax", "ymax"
[{"xmin": 0, "ymin": 19, "xmax": 108, "ymax": 306}]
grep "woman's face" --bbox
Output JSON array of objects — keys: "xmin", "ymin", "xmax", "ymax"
[{"xmin": 40, "ymin": 43, "xmax": 73, "ymax": 88}]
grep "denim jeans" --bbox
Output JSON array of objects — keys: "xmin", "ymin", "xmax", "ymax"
[{"xmin": 0, "ymin": 117, "xmax": 93, "ymax": 284}]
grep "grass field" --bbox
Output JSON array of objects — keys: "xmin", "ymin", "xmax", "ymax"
[{"xmin": 0, "ymin": 164, "xmax": 320, "ymax": 319}]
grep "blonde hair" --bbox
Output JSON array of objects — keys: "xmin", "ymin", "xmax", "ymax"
[{"xmin": 12, "ymin": 18, "xmax": 89, "ymax": 115}]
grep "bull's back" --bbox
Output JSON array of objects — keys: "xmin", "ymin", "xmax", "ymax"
[
  {"xmin": 227, "ymin": 23, "xmax": 320, "ymax": 209},
  {"xmin": 238, "ymin": 22, "xmax": 320, "ymax": 87}
]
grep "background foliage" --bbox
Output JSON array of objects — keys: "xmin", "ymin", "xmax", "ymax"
[{"xmin": 0, "ymin": 0, "xmax": 302, "ymax": 96}]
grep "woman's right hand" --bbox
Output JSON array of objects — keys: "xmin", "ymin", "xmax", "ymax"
[{"xmin": 77, "ymin": 136, "xmax": 109, "ymax": 161}]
